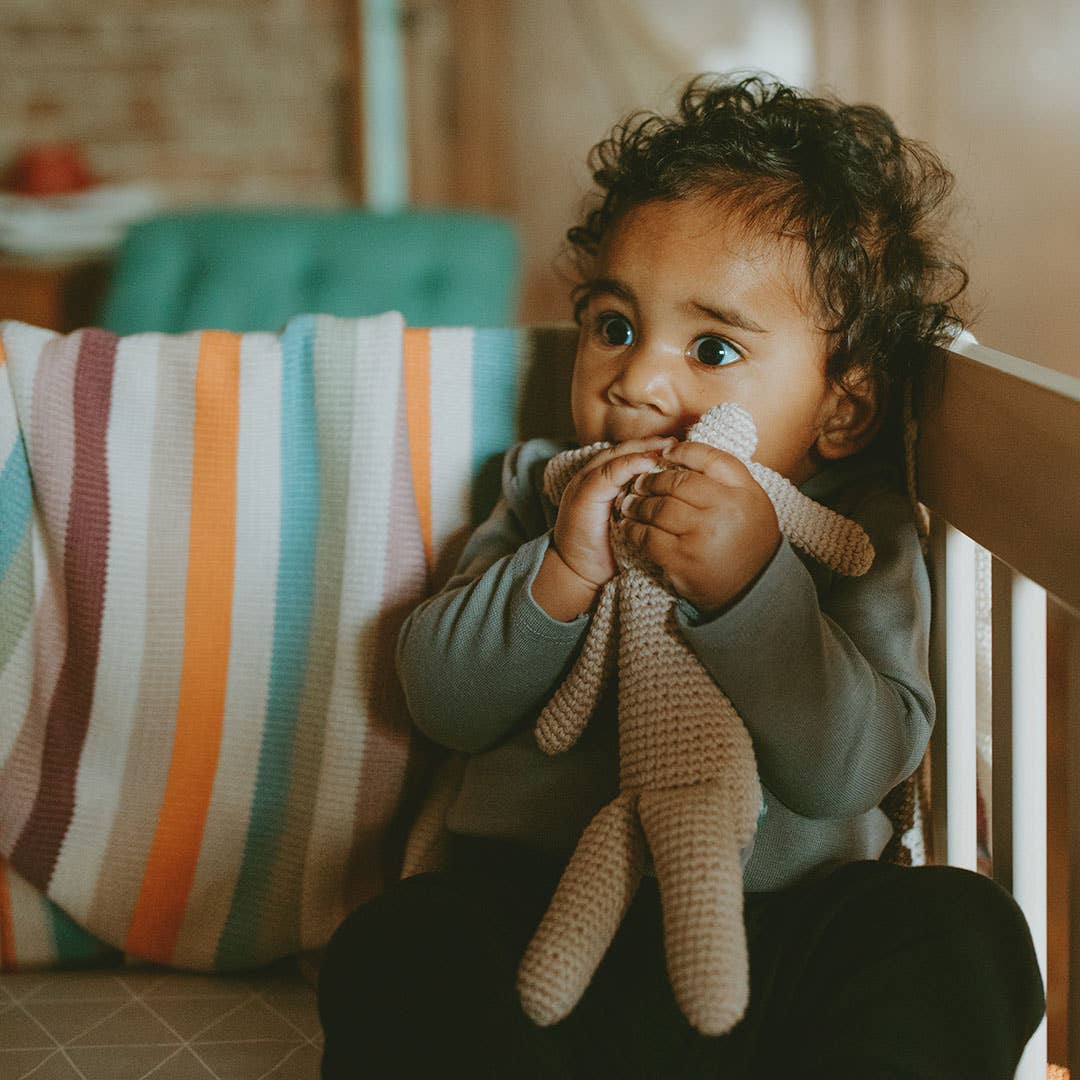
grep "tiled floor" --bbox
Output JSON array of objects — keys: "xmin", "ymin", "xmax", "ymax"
[{"xmin": 0, "ymin": 964, "xmax": 322, "ymax": 1080}]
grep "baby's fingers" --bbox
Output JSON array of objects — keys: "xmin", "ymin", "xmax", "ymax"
[
  {"xmin": 631, "ymin": 467, "xmax": 717, "ymax": 509},
  {"xmin": 575, "ymin": 437, "xmax": 675, "ymax": 496},
  {"xmin": 619, "ymin": 491, "xmax": 693, "ymax": 535},
  {"xmin": 660, "ymin": 440, "xmax": 752, "ymax": 487}
]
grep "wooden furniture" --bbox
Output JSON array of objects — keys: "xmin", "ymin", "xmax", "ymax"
[
  {"xmin": 0, "ymin": 253, "xmax": 111, "ymax": 332},
  {"xmin": 920, "ymin": 336, "xmax": 1080, "ymax": 1074}
]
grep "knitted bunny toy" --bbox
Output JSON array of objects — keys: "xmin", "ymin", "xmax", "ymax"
[{"xmin": 516, "ymin": 402, "xmax": 875, "ymax": 1036}]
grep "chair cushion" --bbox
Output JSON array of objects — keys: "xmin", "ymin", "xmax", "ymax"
[{"xmin": 99, "ymin": 209, "xmax": 519, "ymax": 334}]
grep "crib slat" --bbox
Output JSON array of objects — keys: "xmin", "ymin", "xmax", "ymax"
[
  {"xmin": 1065, "ymin": 607, "xmax": 1080, "ymax": 1075},
  {"xmin": 929, "ymin": 519, "xmax": 980, "ymax": 869},
  {"xmin": 991, "ymin": 559, "xmax": 1014, "ymax": 889},
  {"xmin": 928, "ymin": 517, "xmax": 947, "ymax": 863},
  {"xmin": 1004, "ymin": 568, "xmax": 1048, "ymax": 1080},
  {"xmin": 944, "ymin": 524, "xmax": 979, "ymax": 870}
]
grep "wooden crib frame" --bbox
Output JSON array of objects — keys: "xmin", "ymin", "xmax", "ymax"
[{"xmin": 918, "ymin": 335, "xmax": 1080, "ymax": 1076}]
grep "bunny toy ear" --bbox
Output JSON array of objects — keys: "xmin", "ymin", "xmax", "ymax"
[{"xmin": 687, "ymin": 403, "xmax": 758, "ymax": 461}]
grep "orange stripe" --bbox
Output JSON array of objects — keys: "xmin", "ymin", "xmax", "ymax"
[
  {"xmin": 0, "ymin": 337, "xmax": 7, "ymax": 367},
  {"xmin": 0, "ymin": 858, "xmax": 16, "ymax": 969},
  {"xmin": 403, "ymin": 328, "xmax": 433, "ymax": 570},
  {"xmin": 126, "ymin": 331, "xmax": 240, "ymax": 962}
]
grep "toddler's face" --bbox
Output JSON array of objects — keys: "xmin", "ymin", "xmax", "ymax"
[{"xmin": 571, "ymin": 195, "xmax": 848, "ymax": 485}]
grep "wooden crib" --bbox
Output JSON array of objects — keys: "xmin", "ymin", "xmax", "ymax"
[{"xmin": 919, "ymin": 334, "xmax": 1079, "ymax": 1076}]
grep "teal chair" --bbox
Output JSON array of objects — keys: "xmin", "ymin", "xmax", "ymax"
[{"xmin": 99, "ymin": 208, "xmax": 519, "ymax": 334}]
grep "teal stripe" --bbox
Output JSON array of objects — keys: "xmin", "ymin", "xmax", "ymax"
[
  {"xmin": 0, "ymin": 433, "xmax": 32, "ymax": 580},
  {"xmin": 469, "ymin": 328, "xmax": 523, "ymax": 522},
  {"xmin": 0, "ymin": 435, "xmax": 33, "ymax": 677},
  {"xmin": 0, "ymin": 529, "xmax": 32, "ymax": 675},
  {"xmin": 47, "ymin": 899, "xmax": 122, "ymax": 968},
  {"xmin": 216, "ymin": 315, "xmax": 319, "ymax": 968},
  {"xmin": 249, "ymin": 314, "xmax": 355, "ymax": 961}
]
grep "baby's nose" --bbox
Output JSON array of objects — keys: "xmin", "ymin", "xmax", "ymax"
[{"xmin": 607, "ymin": 346, "xmax": 671, "ymax": 412}]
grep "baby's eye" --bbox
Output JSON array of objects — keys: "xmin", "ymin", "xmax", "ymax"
[
  {"xmin": 596, "ymin": 313, "xmax": 634, "ymax": 347},
  {"xmin": 689, "ymin": 335, "xmax": 741, "ymax": 367}
]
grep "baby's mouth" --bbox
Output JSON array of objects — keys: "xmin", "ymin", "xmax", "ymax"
[{"xmin": 605, "ymin": 422, "xmax": 685, "ymax": 444}]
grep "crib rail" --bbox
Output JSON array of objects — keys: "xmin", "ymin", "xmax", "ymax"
[{"xmin": 918, "ymin": 338, "xmax": 1080, "ymax": 1076}]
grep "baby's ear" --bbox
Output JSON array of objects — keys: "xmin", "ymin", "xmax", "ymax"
[{"xmin": 816, "ymin": 368, "xmax": 881, "ymax": 461}]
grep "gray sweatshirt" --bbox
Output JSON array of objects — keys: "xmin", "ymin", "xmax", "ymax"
[{"xmin": 396, "ymin": 439, "xmax": 933, "ymax": 891}]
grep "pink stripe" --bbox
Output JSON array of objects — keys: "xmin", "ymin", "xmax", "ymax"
[
  {"xmin": 347, "ymin": 364, "xmax": 429, "ymax": 903},
  {"xmin": 10, "ymin": 329, "xmax": 117, "ymax": 890},
  {"xmin": 0, "ymin": 333, "xmax": 81, "ymax": 856}
]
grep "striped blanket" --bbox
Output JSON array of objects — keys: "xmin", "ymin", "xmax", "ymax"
[{"xmin": 0, "ymin": 313, "xmax": 577, "ymax": 970}]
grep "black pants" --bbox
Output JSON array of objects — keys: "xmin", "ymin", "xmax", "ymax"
[{"xmin": 318, "ymin": 839, "xmax": 1044, "ymax": 1079}]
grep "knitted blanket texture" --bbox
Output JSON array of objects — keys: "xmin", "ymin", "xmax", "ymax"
[{"xmin": 516, "ymin": 402, "xmax": 875, "ymax": 1036}]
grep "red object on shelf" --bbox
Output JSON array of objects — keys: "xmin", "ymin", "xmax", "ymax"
[{"xmin": 6, "ymin": 143, "xmax": 97, "ymax": 196}]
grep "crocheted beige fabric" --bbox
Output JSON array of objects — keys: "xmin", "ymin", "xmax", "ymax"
[{"xmin": 516, "ymin": 402, "xmax": 875, "ymax": 1036}]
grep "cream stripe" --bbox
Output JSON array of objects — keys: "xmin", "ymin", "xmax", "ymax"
[
  {"xmin": 2, "ymin": 321, "xmax": 57, "ymax": 432},
  {"xmin": 175, "ymin": 332, "xmax": 282, "ymax": 968},
  {"xmin": 299, "ymin": 312, "xmax": 404, "ymax": 947},
  {"xmin": 0, "ymin": 369, "xmax": 15, "ymax": 468},
  {"xmin": 427, "ymin": 327, "xmax": 475, "ymax": 572},
  {"xmin": 5, "ymin": 862, "xmax": 56, "ymax": 966},
  {"xmin": 0, "ymin": 528, "xmax": 49, "ymax": 775},
  {"xmin": 49, "ymin": 334, "xmax": 160, "ymax": 924},
  {"xmin": 86, "ymin": 332, "xmax": 197, "ymax": 947},
  {"xmin": 0, "ymin": 617, "xmax": 33, "ymax": 770}
]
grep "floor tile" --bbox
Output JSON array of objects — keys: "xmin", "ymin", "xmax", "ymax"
[
  {"xmin": 15, "ymin": 1052, "xmax": 84, "ymax": 1079},
  {"xmin": 262, "ymin": 1042, "xmax": 321, "ymax": 1079},
  {"xmin": 24, "ymin": 972, "xmax": 131, "ymax": 1003},
  {"xmin": 65, "ymin": 1044, "xmax": 177, "ymax": 1080},
  {"xmin": 140, "ymin": 997, "xmax": 249, "ymax": 1042},
  {"xmin": 0, "ymin": 1048, "xmax": 54, "ymax": 1080},
  {"xmin": 0, "ymin": 976, "xmax": 49, "ymax": 1004},
  {"xmin": 0, "ymin": 966, "xmax": 321, "ymax": 1080},
  {"xmin": 134, "ymin": 975, "xmax": 257, "ymax": 1000},
  {"xmin": 142, "ymin": 1048, "xmax": 220, "ymax": 1079},
  {"xmin": 20, "ymin": 1000, "xmax": 126, "ymax": 1047},
  {"xmin": 70, "ymin": 1001, "xmax": 181, "ymax": 1047},
  {"xmin": 193, "ymin": 1041, "xmax": 304, "ymax": 1080},
  {"xmin": 0, "ymin": 1009, "xmax": 53, "ymax": 1051},
  {"xmin": 193, "ymin": 1000, "xmax": 296, "ymax": 1045}
]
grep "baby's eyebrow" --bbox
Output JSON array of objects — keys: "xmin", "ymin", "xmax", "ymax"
[
  {"xmin": 584, "ymin": 279, "xmax": 768, "ymax": 335},
  {"xmin": 686, "ymin": 300, "xmax": 768, "ymax": 334},
  {"xmin": 584, "ymin": 278, "xmax": 636, "ymax": 306}
]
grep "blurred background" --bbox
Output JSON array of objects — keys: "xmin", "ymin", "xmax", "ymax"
[
  {"xmin": 0, "ymin": 0, "xmax": 1075, "ymax": 1068},
  {"xmin": 0, "ymin": 0, "xmax": 1077, "ymax": 376}
]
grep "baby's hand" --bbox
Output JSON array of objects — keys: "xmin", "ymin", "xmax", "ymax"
[
  {"xmin": 552, "ymin": 437, "xmax": 676, "ymax": 589},
  {"xmin": 618, "ymin": 440, "xmax": 781, "ymax": 613}
]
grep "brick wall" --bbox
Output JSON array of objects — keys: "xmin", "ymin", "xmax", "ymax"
[{"xmin": 0, "ymin": 0, "xmax": 355, "ymax": 206}]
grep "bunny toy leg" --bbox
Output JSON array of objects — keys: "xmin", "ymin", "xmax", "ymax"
[
  {"xmin": 535, "ymin": 579, "xmax": 618, "ymax": 755},
  {"xmin": 517, "ymin": 791, "xmax": 646, "ymax": 1027},
  {"xmin": 638, "ymin": 784, "xmax": 757, "ymax": 1037}
]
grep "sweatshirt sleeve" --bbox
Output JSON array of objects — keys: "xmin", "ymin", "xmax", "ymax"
[
  {"xmin": 395, "ymin": 440, "xmax": 591, "ymax": 753},
  {"xmin": 677, "ymin": 484, "xmax": 934, "ymax": 820}
]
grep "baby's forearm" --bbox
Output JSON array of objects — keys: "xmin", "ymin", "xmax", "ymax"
[
  {"xmin": 531, "ymin": 544, "xmax": 601, "ymax": 622},
  {"xmin": 396, "ymin": 535, "xmax": 589, "ymax": 753},
  {"xmin": 680, "ymin": 506, "xmax": 933, "ymax": 818}
]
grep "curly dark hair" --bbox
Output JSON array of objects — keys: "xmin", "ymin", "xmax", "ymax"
[{"xmin": 567, "ymin": 74, "xmax": 968, "ymax": 435}]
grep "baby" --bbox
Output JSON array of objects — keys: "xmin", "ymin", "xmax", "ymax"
[{"xmin": 319, "ymin": 75, "xmax": 1044, "ymax": 1079}]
